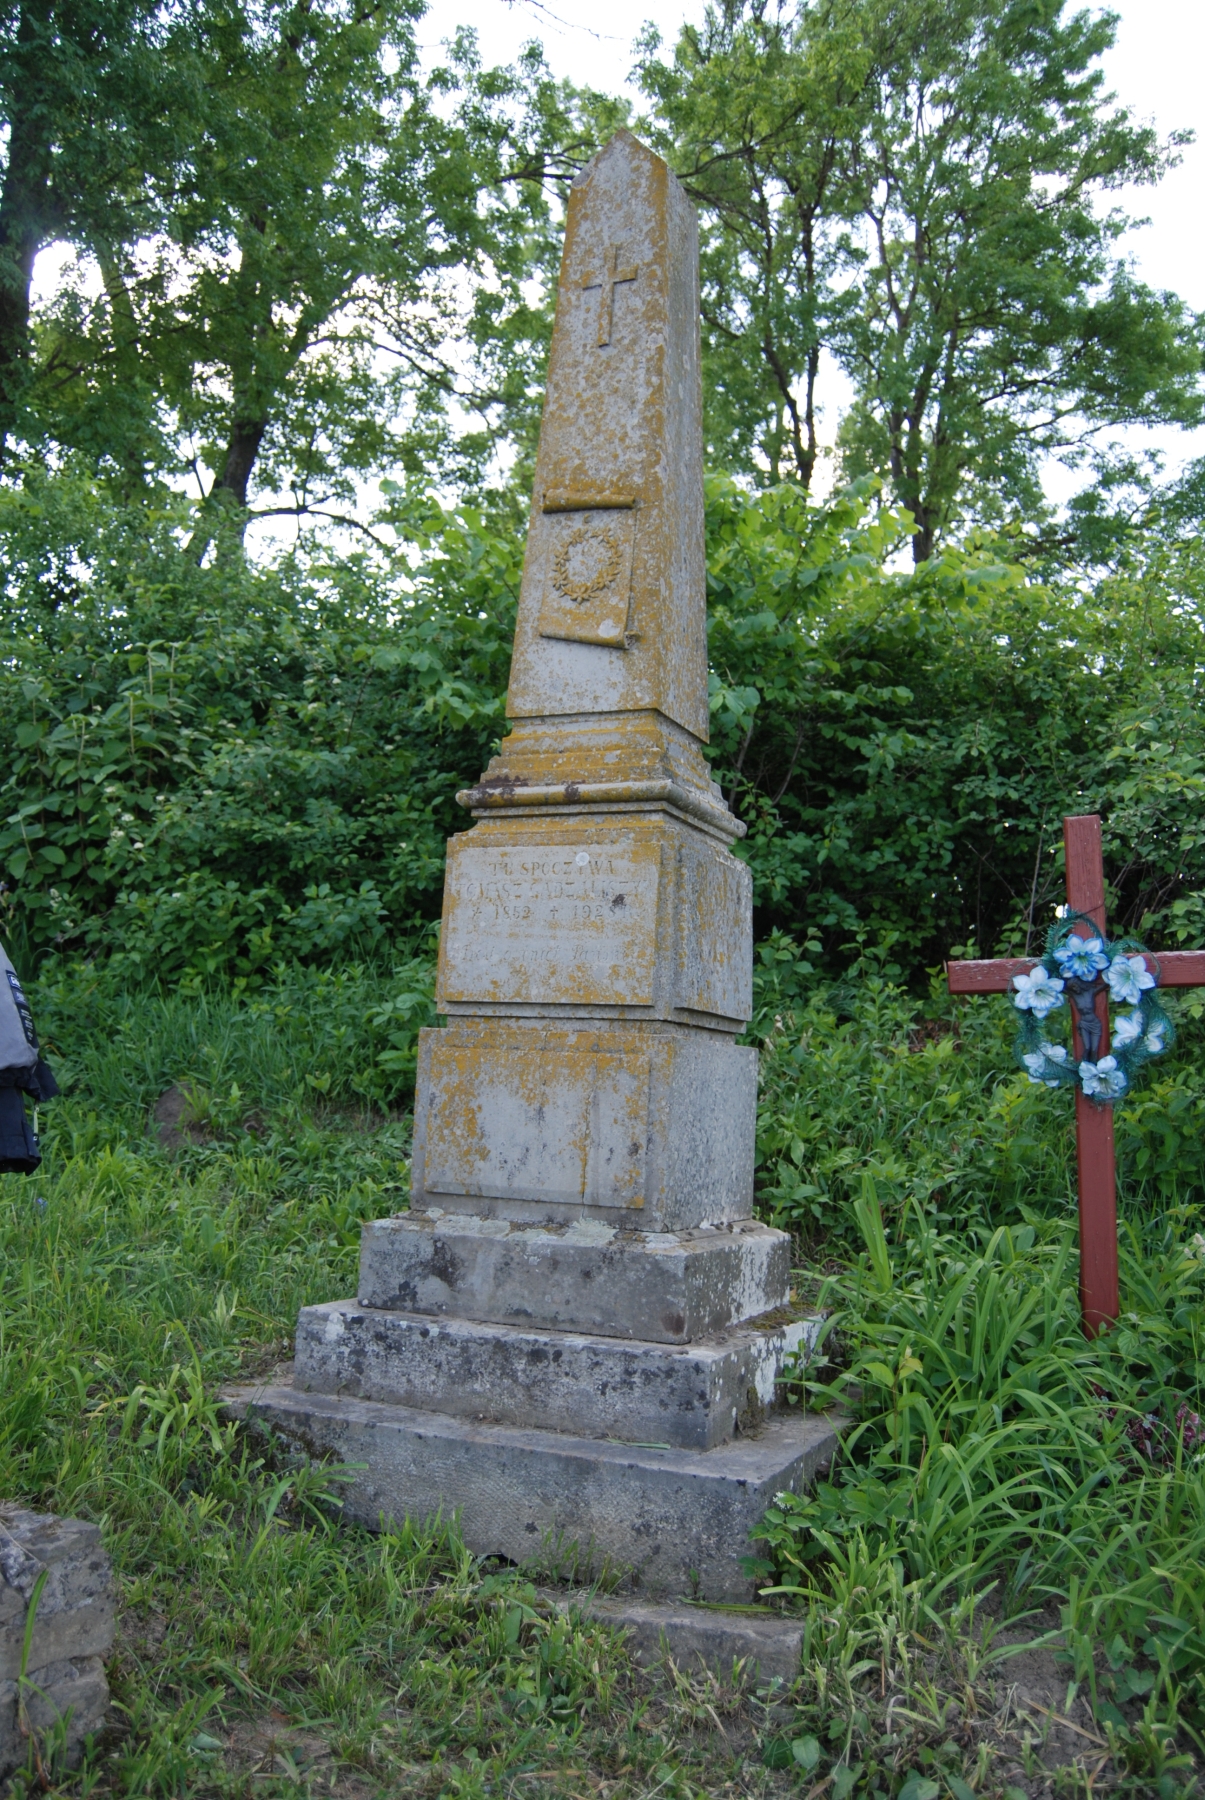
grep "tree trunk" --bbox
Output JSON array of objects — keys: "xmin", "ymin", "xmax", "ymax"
[
  {"xmin": 910, "ymin": 513, "xmax": 935, "ymax": 563},
  {"xmin": 0, "ymin": 0, "xmax": 57, "ymax": 459},
  {"xmin": 213, "ymin": 417, "xmax": 268, "ymax": 510},
  {"xmin": 186, "ymin": 416, "xmax": 268, "ymax": 560}
]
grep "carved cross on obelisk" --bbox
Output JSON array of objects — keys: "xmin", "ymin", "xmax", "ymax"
[
  {"xmin": 581, "ymin": 244, "xmax": 638, "ymax": 346},
  {"xmin": 947, "ymin": 813, "xmax": 1205, "ymax": 1336}
]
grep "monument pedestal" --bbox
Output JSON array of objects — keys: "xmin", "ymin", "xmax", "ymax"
[
  {"xmin": 226, "ymin": 1188, "xmax": 838, "ymax": 1600},
  {"xmin": 224, "ymin": 1381, "xmax": 836, "ymax": 1603},
  {"xmin": 223, "ymin": 130, "xmax": 840, "ymax": 1612}
]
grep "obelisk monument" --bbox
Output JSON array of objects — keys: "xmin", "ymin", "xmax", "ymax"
[{"xmin": 227, "ymin": 132, "xmax": 836, "ymax": 1601}]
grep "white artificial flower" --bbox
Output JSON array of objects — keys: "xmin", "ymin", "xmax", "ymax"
[
  {"xmin": 1054, "ymin": 934, "xmax": 1110, "ymax": 979},
  {"xmin": 1012, "ymin": 966, "xmax": 1065, "ymax": 1019},
  {"xmin": 1079, "ymin": 1054, "xmax": 1127, "ymax": 1099},
  {"xmin": 1022, "ymin": 1043, "xmax": 1068, "ymax": 1087},
  {"xmin": 1104, "ymin": 953, "xmax": 1156, "ymax": 1007},
  {"xmin": 1145, "ymin": 1021, "xmax": 1168, "ymax": 1054},
  {"xmin": 1112, "ymin": 1009, "xmax": 1144, "ymax": 1047}
]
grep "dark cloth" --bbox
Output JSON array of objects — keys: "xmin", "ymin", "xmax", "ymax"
[
  {"xmin": 0, "ymin": 1084, "xmax": 40, "ymax": 1173},
  {"xmin": 0, "ymin": 1055, "xmax": 59, "ymax": 1101}
]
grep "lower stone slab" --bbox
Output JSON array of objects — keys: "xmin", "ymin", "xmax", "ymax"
[
  {"xmin": 358, "ymin": 1213, "xmax": 791, "ymax": 1343},
  {"xmin": 221, "ymin": 1381, "xmax": 839, "ymax": 1602},
  {"xmin": 294, "ymin": 1300, "xmax": 819, "ymax": 1450},
  {"xmin": 553, "ymin": 1593, "xmax": 802, "ymax": 1685}
]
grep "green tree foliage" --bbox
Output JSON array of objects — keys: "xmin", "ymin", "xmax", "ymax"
[
  {"xmin": 24, "ymin": 3, "xmax": 578, "ymax": 525},
  {"xmin": 638, "ymin": 0, "xmax": 872, "ymax": 485},
  {"xmin": 705, "ymin": 475, "xmax": 1205, "ymax": 963},
  {"xmin": 640, "ymin": 0, "xmax": 1204, "ymax": 556},
  {"xmin": 5, "ymin": 468, "xmax": 1205, "ymax": 984},
  {"xmin": 0, "ymin": 468, "xmax": 519, "ymax": 971},
  {"xmin": 0, "ymin": 0, "xmax": 191, "ymax": 452}
]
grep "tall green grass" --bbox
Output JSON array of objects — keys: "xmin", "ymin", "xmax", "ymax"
[{"xmin": 4, "ymin": 950, "xmax": 1205, "ymax": 1793}]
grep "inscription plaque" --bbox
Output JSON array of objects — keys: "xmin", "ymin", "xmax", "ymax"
[
  {"xmin": 439, "ymin": 842, "xmax": 661, "ymax": 1007},
  {"xmin": 423, "ymin": 1035, "xmax": 649, "ymax": 1208}
]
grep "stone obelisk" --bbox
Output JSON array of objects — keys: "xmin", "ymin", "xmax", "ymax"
[{"xmin": 226, "ymin": 132, "xmax": 836, "ymax": 1603}]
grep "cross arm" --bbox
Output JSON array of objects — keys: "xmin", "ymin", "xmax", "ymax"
[
  {"xmin": 946, "ymin": 950, "xmax": 1205, "ymax": 996},
  {"xmin": 1152, "ymin": 951, "xmax": 1205, "ymax": 988},
  {"xmin": 946, "ymin": 958, "xmax": 1037, "ymax": 994}
]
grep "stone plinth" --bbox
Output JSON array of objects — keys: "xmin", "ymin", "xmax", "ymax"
[
  {"xmin": 0, "ymin": 1507, "xmax": 114, "ymax": 1779},
  {"xmin": 221, "ymin": 129, "xmax": 835, "ymax": 1605},
  {"xmin": 294, "ymin": 1301, "xmax": 820, "ymax": 1450},
  {"xmin": 224, "ymin": 1382, "xmax": 835, "ymax": 1602},
  {"xmin": 357, "ymin": 1215, "xmax": 791, "ymax": 1341},
  {"xmin": 410, "ymin": 1018, "xmax": 756, "ymax": 1228}
]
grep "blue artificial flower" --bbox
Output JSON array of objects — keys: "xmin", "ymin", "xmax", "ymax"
[
  {"xmin": 1145, "ymin": 1021, "xmax": 1168, "ymax": 1054},
  {"xmin": 1079, "ymin": 1054, "xmax": 1127, "ymax": 1099},
  {"xmin": 1112, "ymin": 1009, "xmax": 1144, "ymax": 1048},
  {"xmin": 1104, "ymin": 953, "xmax": 1156, "ymax": 1007},
  {"xmin": 1012, "ymin": 966, "xmax": 1065, "ymax": 1018},
  {"xmin": 1054, "ymin": 933, "xmax": 1110, "ymax": 980},
  {"xmin": 1022, "ymin": 1043, "xmax": 1069, "ymax": 1087}
]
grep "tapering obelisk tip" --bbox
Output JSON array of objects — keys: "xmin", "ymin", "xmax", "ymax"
[{"xmin": 505, "ymin": 128, "xmax": 707, "ymax": 741}]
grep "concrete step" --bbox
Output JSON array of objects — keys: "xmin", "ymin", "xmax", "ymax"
[
  {"xmin": 358, "ymin": 1213, "xmax": 791, "ymax": 1343},
  {"xmin": 294, "ymin": 1300, "xmax": 821, "ymax": 1451},
  {"xmin": 221, "ymin": 1378, "xmax": 840, "ymax": 1603}
]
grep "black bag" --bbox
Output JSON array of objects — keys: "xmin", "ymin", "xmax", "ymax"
[{"xmin": 0, "ymin": 945, "xmax": 59, "ymax": 1174}]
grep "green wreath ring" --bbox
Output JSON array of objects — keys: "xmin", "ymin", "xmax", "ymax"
[{"xmin": 1011, "ymin": 911, "xmax": 1174, "ymax": 1105}]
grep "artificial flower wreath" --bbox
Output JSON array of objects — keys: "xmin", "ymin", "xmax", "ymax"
[{"xmin": 1011, "ymin": 912, "xmax": 1174, "ymax": 1104}]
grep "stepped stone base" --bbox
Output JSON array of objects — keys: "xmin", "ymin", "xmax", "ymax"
[
  {"xmin": 295, "ymin": 1300, "xmax": 819, "ymax": 1451},
  {"xmin": 358, "ymin": 1214, "xmax": 790, "ymax": 1342},
  {"xmin": 222, "ymin": 1380, "xmax": 839, "ymax": 1601}
]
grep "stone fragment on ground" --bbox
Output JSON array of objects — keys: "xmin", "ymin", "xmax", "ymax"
[
  {"xmin": 0, "ymin": 1505, "xmax": 115, "ymax": 1779},
  {"xmin": 549, "ymin": 1590, "xmax": 804, "ymax": 1685}
]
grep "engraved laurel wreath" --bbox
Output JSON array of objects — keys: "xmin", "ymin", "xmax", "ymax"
[{"xmin": 552, "ymin": 526, "xmax": 621, "ymax": 604}]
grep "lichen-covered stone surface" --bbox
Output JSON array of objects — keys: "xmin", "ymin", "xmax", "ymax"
[
  {"xmin": 410, "ymin": 1018, "xmax": 756, "ymax": 1228},
  {"xmin": 0, "ymin": 1506, "xmax": 114, "ymax": 1779},
  {"xmin": 505, "ymin": 129, "xmax": 707, "ymax": 736}
]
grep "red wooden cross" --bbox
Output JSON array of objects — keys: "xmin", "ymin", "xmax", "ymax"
[{"xmin": 946, "ymin": 813, "xmax": 1205, "ymax": 1337}]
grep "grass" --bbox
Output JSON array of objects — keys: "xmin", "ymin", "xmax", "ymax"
[{"xmin": 2, "ymin": 953, "xmax": 1205, "ymax": 1797}]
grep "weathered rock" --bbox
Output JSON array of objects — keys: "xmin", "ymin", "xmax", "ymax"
[
  {"xmin": 357, "ymin": 1213, "xmax": 791, "ymax": 1342},
  {"xmin": 553, "ymin": 1593, "xmax": 803, "ymax": 1684},
  {"xmin": 294, "ymin": 1301, "xmax": 820, "ymax": 1450},
  {"xmin": 0, "ymin": 1657, "xmax": 110, "ymax": 1777},
  {"xmin": 0, "ymin": 1510, "xmax": 114, "ymax": 1686},
  {"xmin": 0, "ymin": 1507, "xmax": 114, "ymax": 1779},
  {"xmin": 223, "ymin": 1381, "xmax": 838, "ymax": 1602}
]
